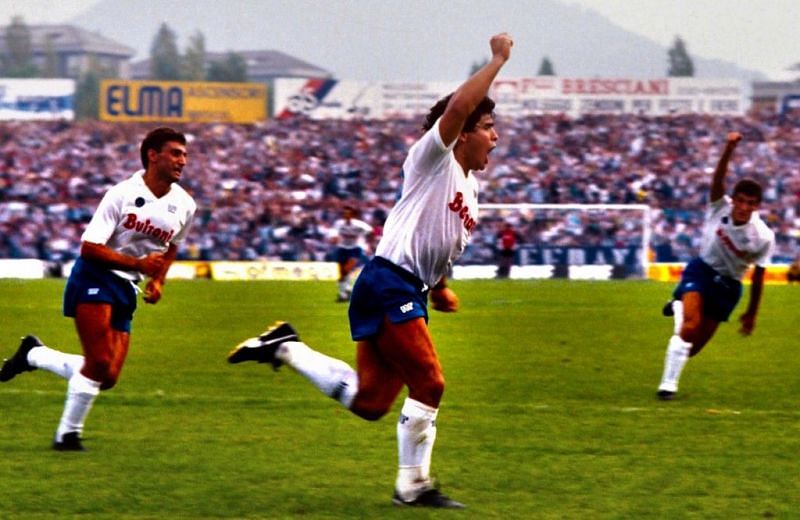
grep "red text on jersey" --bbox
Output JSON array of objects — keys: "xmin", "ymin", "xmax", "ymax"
[
  {"xmin": 124, "ymin": 213, "xmax": 175, "ymax": 244},
  {"xmin": 716, "ymin": 228, "xmax": 745, "ymax": 258},
  {"xmin": 448, "ymin": 192, "xmax": 476, "ymax": 233}
]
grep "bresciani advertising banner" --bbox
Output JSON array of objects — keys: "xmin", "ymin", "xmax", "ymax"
[
  {"xmin": 99, "ymin": 80, "xmax": 267, "ymax": 123},
  {"xmin": 490, "ymin": 77, "xmax": 744, "ymax": 116},
  {"xmin": 273, "ymin": 77, "xmax": 744, "ymax": 119},
  {"xmin": 0, "ymin": 79, "xmax": 75, "ymax": 120}
]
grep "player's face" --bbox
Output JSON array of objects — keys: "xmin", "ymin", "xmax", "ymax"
[
  {"xmin": 731, "ymin": 192, "xmax": 760, "ymax": 225},
  {"xmin": 150, "ymin": 141, "xmax": 188, "ymax": 183},
  {"xmin": 462, "ymin": 113, "xmax": 498, "ymax": 171}
]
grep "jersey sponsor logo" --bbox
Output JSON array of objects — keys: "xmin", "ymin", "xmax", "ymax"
[
  {"xmin": 400, "ymin": 302, "xmax": 414, "ymax": 313},
  {"xmin": 716, "ymin": 228, "xmax": 746, "ymax": 259},
  {"xmin": 447, "ymin": 191, "xmax": 476, "ymax": 232},
  {"xmin": 123, "ymin": 213, "xmax": 175, "ymax": 244},
  {"xmin": 87, "ymin": 288, "xmax": 100, "ymax": 295}
]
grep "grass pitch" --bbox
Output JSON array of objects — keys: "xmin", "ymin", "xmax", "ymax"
[{"xmin": 0, "ymin": 278, "xmax": 797, "ymax": 519}]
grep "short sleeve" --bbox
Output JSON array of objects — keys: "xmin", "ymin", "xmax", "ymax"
[{"xmin": 80, "ymin": 188, "xmax": 122, "ymax": 245}]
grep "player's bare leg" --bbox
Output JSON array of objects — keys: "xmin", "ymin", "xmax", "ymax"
[
  {"xmin": 349, "ymin": 339, "xmax": 404, "ymax": 420},
  {"xmin": 337, "ymin": 258, "xmax": 359, "ymax": 302},
  {"xmin": 52, "ymin": 304, "xmax": 117, "ymax": 451},
  {"xmin": 658, "ymin": 292, "xmax": 718, "ymax": 399},
  {"xmin": 369, "ymin": 318, "xmax": 463, "ymax": 508},
  {"xmin": 679, "ymin": 294, "xmax": 718, "ymax": 357}
]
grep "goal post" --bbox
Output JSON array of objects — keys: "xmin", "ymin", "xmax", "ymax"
[{"xmin": 464, "ymin": 203, "xmax": 652, "ymax": 280}]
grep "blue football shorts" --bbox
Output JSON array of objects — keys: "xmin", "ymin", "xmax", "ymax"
[
  {"xmin": 348, "ymin": 256, "xmax": 429, "ymax": 341},
  {"xmin": 63, "ymin": 257, "xmax": 138, "ymax": 333},
  {"xmin": 672, "ymin": 257, "xmax": 742, "ymax": 322},
  {"xmin": 335, "ymin": 246, "xmax": 368, "ymax": 266}
]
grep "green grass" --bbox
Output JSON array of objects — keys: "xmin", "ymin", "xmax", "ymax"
[{"xmin": 0, "ymin": 279, "xmax": 798, "ymax": 519}]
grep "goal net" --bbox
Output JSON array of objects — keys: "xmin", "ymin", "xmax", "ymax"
[{"xmin": 454, "ymin": 203, "xmax": 652, "ymax": 280}]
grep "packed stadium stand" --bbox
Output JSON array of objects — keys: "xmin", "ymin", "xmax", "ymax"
[{"xmin": 0, "ymin": 109, "xmax": 797, "ymax": 268}]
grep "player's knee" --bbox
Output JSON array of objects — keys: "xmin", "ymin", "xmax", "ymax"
[
  {"xmin": 83, "ymin": 356, "xmax": 114, "ymax": 385},
  {"xmin": 354, "ymin": 406, "xmax": 391, "ymax": 421},
  {"xmin": 409, "ymin": 373, "xmax": 445, "ymax": 407},
  {"xmin": 350, "ymin": 388, "xmax": 394, "ymax": 421},
  {"xmin": 680, "ymin": 322, "xmax": 701, "ymax": 344},
  {"xmin": 100, "ymin": 377, "xmax": 119, "ymax": 391},
  {"xmin": 352, "ymin": 401, "xmax": 392, "ymax": 421},
  {"xmin": 688, "ymin": 339, "xmax": 709, "ymax": 358}
]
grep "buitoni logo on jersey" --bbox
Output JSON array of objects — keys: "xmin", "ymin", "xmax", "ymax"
[{"xmin": 123, "ymin": 214, "xmax": 175, "ymax": 244}]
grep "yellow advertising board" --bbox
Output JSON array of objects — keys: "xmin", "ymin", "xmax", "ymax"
[
  {"xmin": 210, "ymin": 261, "xmax": 339, "ymax": 281},
  {"xmin": 99, "ymin": 80, "xmax": 267, "ymax": 123},
  {"xmin": 648, "ymin": 263, "xmax": 790, "ymax": 285}
]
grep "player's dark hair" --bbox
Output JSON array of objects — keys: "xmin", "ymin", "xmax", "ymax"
[
  {"xmin": 733, "ymin": 178, "xmax": 762, "ymax": 203},
  {"xmin": 422, "ymin": 93, "xmax": 496, "ymax": 133},
  {"xmin": 140, "ymin": 127, "xmax": 187, "ymax": 168}
]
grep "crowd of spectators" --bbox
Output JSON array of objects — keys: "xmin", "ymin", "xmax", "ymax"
[{"xmin": 0, "ymin": 108, "xmax": 798, "ymax": 273}]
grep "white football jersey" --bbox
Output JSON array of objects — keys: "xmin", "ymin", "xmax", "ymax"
[
  {"xmin": 700, "ymin": 195, "xmax": 775, "ymax": 280},
  {"xmin": 376, "ymin": 118, "xmax": 479, "ymax": 288},
  {"xmin": 81, "ymin": 170, "xmax": 197, "ymax": 282},
  {"xmin": 333, "ymin": 218, "xmax": 373, "ymax": 249}
]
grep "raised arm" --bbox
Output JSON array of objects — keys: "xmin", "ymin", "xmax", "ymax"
[
  {"xmin": 438, "ymin": 33, "xmax": 513, "ymax": 146},
  {"xmin": 709, "ymin": 132, "xmax": 742, "ymax": 203}
]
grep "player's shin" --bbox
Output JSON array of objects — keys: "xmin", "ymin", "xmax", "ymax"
[
  {"xmin": 55, "ymin": 372, "xmax": 101, "ymax": 442},
  {"xmin": 658, "ymin": 334, "xmax": 691, "ymax": 393},
  {"xmin": 277, "ymin": 341, "xmax": 358, "ymax": 408},
  {"xmin": 338, "ymin": 279, "xmax": 349, "ymax": 300},
  {"xmin": 396, "ymin": 397, "xmax": 438, "ymax": 500}
]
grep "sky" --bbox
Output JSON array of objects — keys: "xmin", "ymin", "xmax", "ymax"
[
  {"xmin": 1, "ymin": 0, "xmax": 798, "ymax": 81},
  {"xmin": 567, "ymin": 0, "xmax": 799, "ymax": 80}
]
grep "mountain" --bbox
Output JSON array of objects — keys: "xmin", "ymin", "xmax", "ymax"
[{"xmin": 70, "ymin": 0, "xmax": 766, "ymax": 84}]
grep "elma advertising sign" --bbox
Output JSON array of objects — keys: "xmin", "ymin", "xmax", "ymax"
[{"xmin": 100, "ymin": 80, "xmax": 267, "ymax": 123}]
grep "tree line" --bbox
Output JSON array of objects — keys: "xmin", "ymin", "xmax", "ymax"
[{"xmin": 1, "ymin": 17, "xmax": 249, "ymax": 118}]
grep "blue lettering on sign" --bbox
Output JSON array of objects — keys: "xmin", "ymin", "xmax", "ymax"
[{"xmin": 107, "ymin": 84, "xmax": 183, "ymax": 117}]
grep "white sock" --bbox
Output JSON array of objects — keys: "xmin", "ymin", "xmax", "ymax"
[
  {"xmin": 277, "ymin": 341, "xmax": 358, "ymax": 408},
  {"xmin": 55, "ymin": 372, "xmax": 101, "ymax": 442},
  {"xmin": 338, "ymin": 279, "xmax": 349, "ymax": 299},
  {"xmin": 27, "ymin": 345, "xmax": 84, "ymax": 380},
  {"xmin": 345, "ymin": 272, "xmax": 355, "ymax": 295},
  {"xmin": 395, "ymin": 397, "xmax": 438, "ymax": 500},
  {"xmin": 672, "ymin": 300, "xmax": 684, "ymax": 335},
  {"xmin": 659, "ymin": 334, "xmax": 691, "ymax": 393}
]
